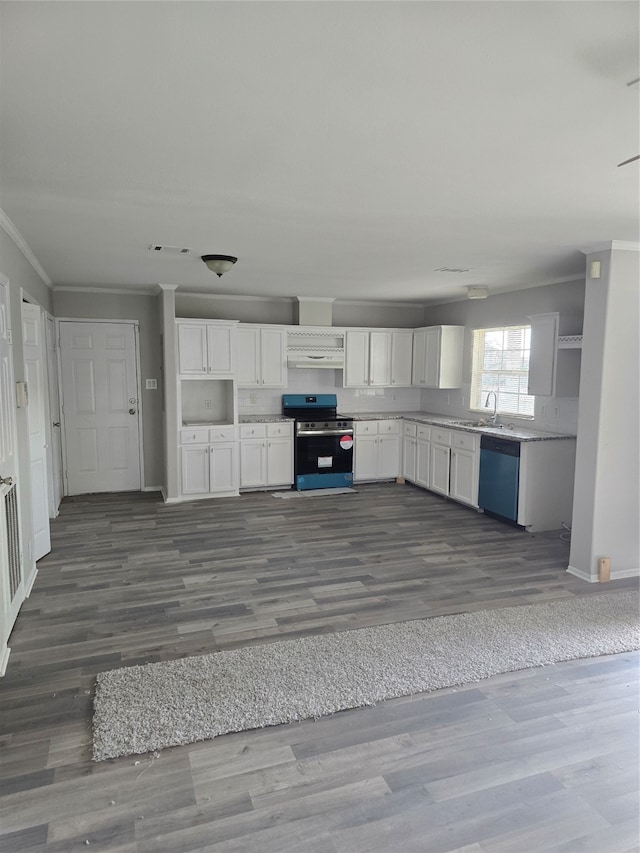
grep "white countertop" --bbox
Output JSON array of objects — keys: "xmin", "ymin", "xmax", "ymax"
[{"xmin": 341, "ymin": 411, "xmax": 575, "ymax": 442}]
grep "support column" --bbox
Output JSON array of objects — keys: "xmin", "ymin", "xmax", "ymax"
[
  {"xmin": 568, "ymin": 241, "xmax": 639, "ymax": 581},
  {"xmin": 158, "ymin": 284, "xmax": 179, "ymax": 502}
]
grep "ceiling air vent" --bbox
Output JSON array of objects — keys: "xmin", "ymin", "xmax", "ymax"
[
  {"xmin": 149, "ymin": 244, "xmax": 192, "ymax": 255},
  {"xmin": 434, "ymin": 267, "xmax": 471, "ymax": 273}
]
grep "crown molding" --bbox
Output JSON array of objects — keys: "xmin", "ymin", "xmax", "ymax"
[
  {"xmin": 0, "ymin": 208, "xmax": 52, "ymax": 287},
  {"xmin": 54, "ymin": 285, "xmax": 158, "ymax": 296},
  {"xmin": 581, "ymin": 240, "xmax": 640, "ymax": 255}
]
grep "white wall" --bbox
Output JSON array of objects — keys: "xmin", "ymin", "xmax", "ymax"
[{"xmin": 0, "ymin": 227, "xmax": 53, "ymax": 584}]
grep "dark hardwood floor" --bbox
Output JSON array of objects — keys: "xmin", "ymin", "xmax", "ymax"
[{"xmin": 1, "ymin": 483, "xmax": 638, "ymax": 852}]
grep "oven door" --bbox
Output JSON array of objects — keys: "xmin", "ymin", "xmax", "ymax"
[{"xmin": 295, "ymin": 431, "xmax": 354, "ymax": 490}]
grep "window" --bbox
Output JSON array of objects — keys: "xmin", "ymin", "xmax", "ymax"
[{"xmin": 471, "ymin": 325, "xmax": 534, "ymax": 418}]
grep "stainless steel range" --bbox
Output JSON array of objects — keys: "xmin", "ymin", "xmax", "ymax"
[{"xmin": 282, "ymin": 394, "xmax": 354, "ymax": 490}]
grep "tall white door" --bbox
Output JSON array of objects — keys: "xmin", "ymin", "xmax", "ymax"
[
  {"xmin": 0, "ymin": 276, "xmax": 24, "ymax": 673},
  {"xmin": 59, "ymin": 321, "xmax": 142, "ymax": 495},
  {"xmin": 45, "ymin": 314, "xmax": 64, "ymax": 516},
  {"xmin": 22, "ymin": 303, "xmax": 51, "ymax": 562}
]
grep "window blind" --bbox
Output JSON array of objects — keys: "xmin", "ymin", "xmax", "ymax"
[{"xmin": 470, "ymin": 325, "xmax": 534, "ymax": 418}]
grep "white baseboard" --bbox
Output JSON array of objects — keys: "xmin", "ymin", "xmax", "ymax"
[
  {"xmin": 143, "ymin": 486, "xmax": 163, "ymax": 493},
  {"xmin": 0, "ymin": 644, "xmax": 10, "ymax": 677},
  {"xmin": 25, "ymin": 567, "xmax": 38, "ymax": 597},
  {"xmin": 566, "ymin": 565, "xmax": 596, "ymax": 582},
  {"xmin": 567, "ymin": 564, "xmax": 640, "ymax": 583}
]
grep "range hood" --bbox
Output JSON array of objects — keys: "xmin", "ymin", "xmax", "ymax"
[
  {"xmin": 287, "ymin": 323, "xmax": 345, "ymax": 369},
  {"xmin": 287, "ymin": 350, "xmax": 344, "ymax": 369}
]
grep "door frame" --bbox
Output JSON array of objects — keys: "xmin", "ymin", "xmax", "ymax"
[{"xmin": 56, "ymin": 318, "xmax": 145, "ymax": 496}]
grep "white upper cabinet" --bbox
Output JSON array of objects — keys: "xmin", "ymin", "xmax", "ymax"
[
  {"xmin": 177, "ymin": 320, "xmax": 237, "ymax": 376},
  {"xmin": 412, "ymin": 325, "xmax": 464, "ymax": 388},
  {"xmin": 390, "ymin": 330, "xmax": 414, "ymax": 386},
  {"xmin": 344, "ymin": 329, "xmax": 412, "ymax": 388},
  {"xmin": 528, "ymin": 313, "xmax": 558, "ymax": 397},
  {"xmin": 237, "ymin": 325, "xmax": 287, "ymax": 388}
]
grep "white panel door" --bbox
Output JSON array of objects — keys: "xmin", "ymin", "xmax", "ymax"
[
  {"xmin": 22, "ymin": 303, "xmax": 51, "ymax": 561},
  {"xmin": 266, "ymin": 437, "xmax": 293, "ymax": 486},
  {"xmin": 0, "ymin": 276, "xmax": 24, "ymax": 672},
  {"xmin": 210, "ymin": 443, "xmax": 237, "ymax": 492},
  {"xmin": 240, "ymin": 440, "xmax": 267, "ymax": 487},
  {"xmin": 236, "ymin": 327, "xmax": 260, "ymax": 386},
  {"xmin": 391, "ymin": 330, "xmax": 414, "ymax": 387},
  {"xmin": 59, "ymin": 321, "xmax": 141, "ymax": 495}
]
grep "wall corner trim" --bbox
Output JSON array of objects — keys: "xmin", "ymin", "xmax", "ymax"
[{"xmin": 0, "ymin": 207, "xmax": 52, "ymax": 287}]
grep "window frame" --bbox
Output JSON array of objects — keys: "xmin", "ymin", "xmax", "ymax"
[{"xmin": 470, "ymin": 324, "xmax": 535, "ymax": 420}]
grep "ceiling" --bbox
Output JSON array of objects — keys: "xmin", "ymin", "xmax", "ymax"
[{"xmin": 1, "ymin": 1, "xmax": 638, "ymax": 305}]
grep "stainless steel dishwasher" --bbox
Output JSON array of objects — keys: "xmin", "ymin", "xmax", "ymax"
[{"xmin": 478, "ymin": 435, "xmax": 521, "ymax": 523}]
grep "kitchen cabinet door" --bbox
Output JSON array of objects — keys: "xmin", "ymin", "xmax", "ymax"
[
  {"xmin": 209, "ymin": 442, "xmax": 237, "ymax": 492},
  {"xmin": 378, "ymin": 433, "xmax": 400, "ymax": 479},
  {"xmin": 528, "ymin": 313, "xmax": 558, "ymax": 396},
  {"xmin": 344, "ymin": 330, "xmax": 370, "ymax": 387},
  {"xmin": 369, "ymin": 331, "xmax": 392, "ymax": 386},
  {"xmin": 240, "ymin": 439, "xmax": 267, "ymax": 488},
  {"xmin": 412, "ymin": 329, "xmax": 427, "ymax": 385},
  {"xmin": 450, "ymin": 448, "xmax": 479, "ymax": 507},
  {"xmin": 429, "ymin": 443, "xmax": 450, "ymax": 496},
  {"xmin": 260, "ymin": 327, "xmax": 287, "ymax": 387},
  {"xmin": 236, "ymin": 326, "xmax": 261, "ymax": 386},
  {"xmin": 415, "ymin": 439, "xmax": 430, "ymax": 488},
  {"xmin": 181, "ymin": 445, "xmax": 210, "ymax": 494},
  {"xmin": 390, "ymin": 330, "xmax": 413, "ymax": 387},
  {"xmin": 267, "ymin": 437, "xmax": 293, "ymax": 486},
  {"xmin": 403, "ymin": 435, "xmax": 417, "ymax": 482},
  {"xmin": 177, "ymin": 323, "xmax": 208, "ymax": 375},
  {"xmin": 354, "ymin": 433, "xmax": 378, "ymax": 481},
  {"xmin": 412, "ymin": 326, "xmax": 464, "ymax": 388},
  {"xmin": 206, "ymin": 325, "xmax": 235, "ymax": 375}
]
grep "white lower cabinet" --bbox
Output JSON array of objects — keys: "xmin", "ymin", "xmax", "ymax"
[
  {"xmin": 450, "ymin": 430, "xmax": 480, "ymax": 508},
  {"xmin": 401, "ymin": 421, "xmax": 480, "ymax": 508},
  {"xmin": 429, "ymin": 428, "xmax": 452, "ymax": 496},
  {"xmin": 354, "ymin": 419, "xmax": 401, "ymax": 481},
  {"xmin": 239, "ymin": 421, "xmax": 293, "ymax": 489},
  {"xmin": 180, "ymin": 426, "xmax": 239, "ymax": 497}
]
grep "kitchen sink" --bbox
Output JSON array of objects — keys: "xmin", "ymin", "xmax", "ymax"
[{"xmin": 450, "ymin": 420, "xmax": 506, "ymax": 430}]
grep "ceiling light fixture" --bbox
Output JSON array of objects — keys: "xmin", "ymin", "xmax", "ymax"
[
  {"xmin": 201, "ymin": 254, "xmax": 238, "ymax": 277},
  {"xmin": 466, "ymin": 285, "xmax": 489, "ymax": 300}
]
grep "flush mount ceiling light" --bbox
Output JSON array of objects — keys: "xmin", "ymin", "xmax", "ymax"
[
  {"xmin": 201, "ymin": 254, "xmax": 238, "ymax": 277},
  {"xmin": 466, "ymin": 285, "xmax": 489, "ymax": 300}
]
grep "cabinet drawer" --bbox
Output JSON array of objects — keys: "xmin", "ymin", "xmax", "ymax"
[
  {"xmin": 240, "ymin": 423, "xmax": 267, "ymax": 439},
  {"xmin": 267, "ymin": 422, "xmax": 293, "ymax": 438},
  {"xmin": 181, "ymin": 428, "xmax": 210, "ymax": 444},
  {"xmin": 416, "ymin": 424, "xmax": 431, "ymax": 441},
  {"xmin": 355, "ymin": 421, "xmax": 377, "ymax": 435},
  {"xmin": 451, "ymin": 430, "xmax": 480, "ymax": 452},
  {"xmin": 430, "ymin": 427, "xmax": 451, "ymax": 446},
  {"xmin": 403, "ymin": 421, "xmax": 417, "ymax": 437},
  {"xmin": 378, "ymin": 419, "xmax": 401, "ymax": 435},
  {"xmin": 209, "ymin": 426, "xmax": 237, "ymax": 443}
]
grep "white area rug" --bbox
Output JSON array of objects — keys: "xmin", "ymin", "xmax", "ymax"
[
  {"xmin": 271, "ymin": 487, "xmax": 357, "ymax": 498},
  {"xmin": 92, "ymin": 592, "xmax": 639, "ymax": 760}
]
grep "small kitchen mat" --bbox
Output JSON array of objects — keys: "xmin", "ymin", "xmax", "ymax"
[{"xmin": 271, "ymin": 488, "xmax": 358, "ymax": 498}]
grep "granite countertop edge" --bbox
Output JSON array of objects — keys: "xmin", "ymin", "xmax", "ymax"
[
  {"xmin": 238, "ymin": 415, "xmax": 294, "ymax": 424},
  {"xmin": 341, "ymin": 411, "xmax": 576, "ymax": 442}
]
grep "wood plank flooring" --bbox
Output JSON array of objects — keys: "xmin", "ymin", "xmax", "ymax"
[{"xmin": 1, "ymin": 483, "xmax": 638, "ymax": 852}]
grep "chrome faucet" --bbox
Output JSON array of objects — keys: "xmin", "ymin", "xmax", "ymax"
[{"xmin": 484, "ymin": 391, "xmax": 499, "ymax": 424}]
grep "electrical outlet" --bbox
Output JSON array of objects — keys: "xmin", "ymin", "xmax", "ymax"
[
  {"xmin": 249, "ymin": 393, "xmax": 258, "ymax": 405},
  {"xmin": 204, "ymin": 400, "xmax": 212, "ymax": 409},
  {"xmin": 445, "ymin": 394, "xmax": 450, "ymax": 405},
  {"xmin": 553, "ymin": 405, "xmax": 560, "ymax": 417},
  {"xmin": 540, "ymin": 404, "xmax": 546, "ymax": 416}
]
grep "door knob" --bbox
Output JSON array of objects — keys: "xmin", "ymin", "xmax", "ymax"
[
  {"xmin": 0, "ymin": 475, "xmax": 13, "ymax": 486},
  {"xmin": 129, "ymin": 408, "xmax": 136, "ymax": 415}
]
